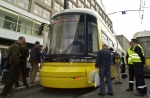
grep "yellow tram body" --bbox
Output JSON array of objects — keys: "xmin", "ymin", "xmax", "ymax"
[{"xmin": 40, "ymin": 8, "xmax": 124, "ymax": 88}]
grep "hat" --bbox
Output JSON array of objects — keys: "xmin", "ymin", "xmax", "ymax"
[
  {"xmin": 109, "ymin": 47, "xmax": 114, "ymax": 51},
  {"xmin": 131, "ymin": 39, "xmax": 138, "ymax": 43},
  {"xmin": 131, "ymin": 39, "xmax": 138, "ymax": 42}
]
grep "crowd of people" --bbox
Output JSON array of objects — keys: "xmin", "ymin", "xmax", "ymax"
[
  {"xmin": 0, "ymin": 36, "xmax": 147, "ymax": 97},
  {"xmin": 95, "ymin": 39, "xmax": 147, "ymax": 96},
  {"xmin": 0, "ymin": 36, "xmax": 45, "ymax": 97}
]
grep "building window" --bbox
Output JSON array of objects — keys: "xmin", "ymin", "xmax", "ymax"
[
  {"xmin": 96, "ymin": 5, "xmax": 99, "ymax": 12},
  {"xmin": 61, "ymin": 0, "xmax": 64, "ymax": 3},
  {"xmin": 91, "ymin": 0, "xmax": 95, "ymax": 5},
  {"xmin": 69, "ymin": 1, "xmax": 76, "ymax": 8},
  {"xmin": 78, "ymin": 0, "xmax": 84, "ymax": 8},
  {"xmin": 6, "ymin": 0, "xmax": 15, "ymax": 3},
  {"xmin": 43, "ymin": 9, "xmax": 50, "ymax": 20},
  {"xmin": 18, "ymin": 0, "xmax": 29, "ymax": 10},
  {"xmin": 55, "ymin": 2, "xmax": 63, "ymax": 11},
  {"xmin": 91, "ymin": 6, "xmax": 95, "ymax": 11},
  {"xmin": 5, "ymin": 0, "xmax": 29, "ymax": 10},
  {"xmin": 109, "ymin": 39, "xmax": 114, "ymax": 48},
  {"xmin": 99, "ymin": 9, "xmax": 102, "ymax": 15},
  {"xmin": 73, "ymin": 4, "xmax": 76, "ymax": 8},
  {"xmin": 44, "ymin": 0, "xmax": 51, "ymax": 6},
  {"xmin": 34, "ymin": 5, "xmax": 50, "ymax": 20},
  {"xmin": 102, "ymin": 32, "xmax": 108, "ymax": 45},
  {"xmin": 34, "ymin": 5, "xmax": 42, "ymax": 16},
  {"xmin": 69, "ymin": 1, "xmax": 73, "ymax": 8},
  {"xmin": 61, "ymin": 6, "xmax": 64, "ymax": 10},
  {"xmin": 86, "ymin": 0, "xmax": 90, "ymax": 7}
]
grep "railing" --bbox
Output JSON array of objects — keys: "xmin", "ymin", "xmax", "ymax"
[{"xmin": 0, "ymin": 17, "xmax": 42, "ymax": 37}]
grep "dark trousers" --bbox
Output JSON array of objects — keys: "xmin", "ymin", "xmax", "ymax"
[
  {"xmin": 1, "ymin": 72, "xmax": 9, "ymax": 84},
  {"xmin": 128, "ymin": 64, "xmax": 134, "ymax": 89},
  {"xmin": 1, "ymin": 64, "xmax": 20, "ymax": 96},
  {"xmin": 133, "ymin": 62, "xmax": 147, "ymax": 94},
  {"xmin": 15, "ymin": 61, "xmax": 28, "ymax": 86},
  {"xmin": 121, "ymin": 64, "xmax": 126, "ymax": 78}
]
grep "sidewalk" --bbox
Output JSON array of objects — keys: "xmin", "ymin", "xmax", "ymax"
[
  {"xmin": 78, "ymin": 77, "xmax": 150, "ymax": 98},
  {"xmin": 0, "ymin": 72, "xmax": 40, "ymax": 91}
]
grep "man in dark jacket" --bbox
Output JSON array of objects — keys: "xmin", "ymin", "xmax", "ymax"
[
  {"xmin": 0, "ymin": 36, "xmax": 25, "ymax": 97},
  {"xmin": 95, "ymin": 44, "xmax": 114, "ymax": 96},
  {"xmin": 29, "ymin": 41, "xmax": 41, "ymax": 84},
  {"xmin": 15, "ymin": 42, "xmax": 29, "ymax": 87}
]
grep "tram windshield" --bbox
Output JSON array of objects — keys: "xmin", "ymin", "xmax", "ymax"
[
  {"xmin": 138, "ymin": 37, "xmax": 150, "ymax": 58},
  {"xmin": 46, "ymin": 14, "xmax": 85, "ymax": 55}
]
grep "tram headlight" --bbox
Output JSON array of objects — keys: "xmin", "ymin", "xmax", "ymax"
[{"xmin": 69, "ymin": 59, "xmax": 96, "ymax": 63}]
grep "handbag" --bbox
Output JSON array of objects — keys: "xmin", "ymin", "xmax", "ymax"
[
  {"xmin": 88, "ymin": 69, "xmax": 97, "ymax": 83},
  {"xmin": 94, "ymin": 71, "xmax": 100, "ymax": 87}
]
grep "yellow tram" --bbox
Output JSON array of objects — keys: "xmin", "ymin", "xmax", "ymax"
[
  {"xmin": 133, "ymin": 31, "xmax": 150, "ymax": 76},
  {"xmin": 39, "ymin": 8, "xmax": 124, "ymax": 88}
]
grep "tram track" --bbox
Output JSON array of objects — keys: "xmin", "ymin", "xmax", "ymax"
[{"xmin": 13, "ymin": 85, "xmax": 99, "ymax": 98}]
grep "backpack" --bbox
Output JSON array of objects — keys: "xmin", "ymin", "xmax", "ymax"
[{"xmin": 114, "ymin": 53, "xmax": 121, "ymax": 64}]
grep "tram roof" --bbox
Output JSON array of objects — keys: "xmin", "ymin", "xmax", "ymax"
[
  {"xmin": 133, "ymin": 30, "xmax": 150, "ymax": 38},
  {"xmin": 52, "ymin": 8, "xmax": 99, "ymax": 17}
]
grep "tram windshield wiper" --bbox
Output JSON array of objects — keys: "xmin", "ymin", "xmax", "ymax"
[{"xmin": 57, "ymin": 39, "xmax": 78, "ymax": 61}]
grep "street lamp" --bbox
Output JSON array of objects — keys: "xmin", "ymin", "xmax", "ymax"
[{"xmin": 64, "ymin": 0, "xmax": 69, "ymax": 9}]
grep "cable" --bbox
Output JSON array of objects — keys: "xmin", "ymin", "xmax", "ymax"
[
  {"xmin": 100, "ymin": 0, "xmax": 106, "ymax": 12},
  {"xmin": 140, "ymin": 0, "xmax": 145, "ymax": 24}
]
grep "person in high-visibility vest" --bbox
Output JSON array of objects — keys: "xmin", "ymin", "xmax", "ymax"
[
  {"xmin": 130, "ymin": 39, "xmax": 147, "ymax": 96},
  {"xmin": 121, "ymin": 52, "xmax": 128, "ymax": 78},
  {"xmin": 126, "ymin": 42, "xmax": 135, "ymax": 91}
]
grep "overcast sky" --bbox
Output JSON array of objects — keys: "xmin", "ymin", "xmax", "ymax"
[{"xmin": 96, "ymin": 0, "xmax": 150, "ymax": 41}]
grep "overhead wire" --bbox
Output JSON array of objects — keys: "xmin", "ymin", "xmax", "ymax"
[{"xmin": 141, "ymin": 0, "xmax": 145, "ymax": 24}]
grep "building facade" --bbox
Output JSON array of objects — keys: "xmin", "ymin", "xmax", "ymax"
[
  {"xmin": 0, "ymin": 0, "xmax": 113, "ymax": 57},
  {"xmin": 115, "ymin": 35, "xmax": 130, "ymax": 53}
]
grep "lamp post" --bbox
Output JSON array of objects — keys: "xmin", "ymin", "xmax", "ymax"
[{"xmin": 64, "ymin": 0, "xmax": 69, "ymax": 9}]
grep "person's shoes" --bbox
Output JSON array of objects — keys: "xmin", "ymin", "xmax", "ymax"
[
  {"xmin": 117, "ymin": 82, "xmax": 122, "ymax": 84},
  {"xmin": 125, "ymin": 75, "xmax": 128, "ymax": 77},
  {"xmin": 15, "ymin": 85, "xmax": 21, "ymax": 87},
  {"xmin": 144, "ymin": 92, "xmax": 147, "ymax": 95},
  {"xmin": 10, "ymin": 88, "xmax": 14, "ymax": 91},
  {"xmin": 126, "ymin": 88, "xmax": 133, "ymax": 91},
  {"xmin": 24, "ymin": 84, "xmax": 29, "ymax": 88},
  {"xmin": 134, "ymin": 92, "xmax": 144, "ymax": 96},
  {"xmin": 6, "ymin": 94, "xmax": 14, "ymax": 97},
  {"xmin": 98, "ymin": 93, "xmax": 105, "ymax": 96},
  {"xmin": 107, "ymin": 92, "xmax": 114, "ymax": 96},
  {"xmin": 113, "ymin": 81, "xmax": 118, "ymax": 84}
]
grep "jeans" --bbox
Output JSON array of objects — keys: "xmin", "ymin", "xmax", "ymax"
[{"xmin": 99, "ymin": 65, "xmax": 113, "ymax": 94}]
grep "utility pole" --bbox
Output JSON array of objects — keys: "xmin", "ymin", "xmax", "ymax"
[{"xmin": 64, "ymin": 0, "xmax": 69, "ymax": 9}]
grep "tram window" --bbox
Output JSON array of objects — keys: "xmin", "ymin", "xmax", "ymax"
[
  {"xmin": 88, "ymin": 23, "xmax": 98, "ymax": 54},
  {"xmin": 86, "ymin": 14, "xmax": 98, "ymax": 54},
  {"xmin": 48, "ymin": 14, "xmax": 85, "ymax": 54},
  {"xmin": 101, "ymin": 32, "xmax": 108, "ymax": 46},
  {"xmin": 138, "ymin": 37, "xmax": 150, "ymax": 58}
]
